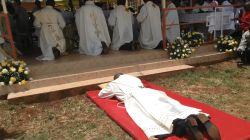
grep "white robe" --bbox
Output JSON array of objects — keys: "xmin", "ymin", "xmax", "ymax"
[
  {"xmin": 34, "ymin": 6, "xmax": 66, "ymax": 59},
  {"xmin": 220, "ymin": 1, "xmax": 235, "ymax": 31},
  {"xmin": 75, "ymin": 1, "xmax": 111, "ymax": 56},
  {"xmin": 165, "ymin": 3, "xmax": 180, "ymax": 43},
  {"xmin": 108, "ymin": 5, "xmax": 133, "ymax": 50},
  {"xmin": 99, "ymin": 74, "xmax": 203, "ymax": 138},
  {"xmin": 137, "ymin": 1, "xmax": 162, "ymax": 49}
]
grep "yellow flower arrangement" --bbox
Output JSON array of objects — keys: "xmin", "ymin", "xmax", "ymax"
[
  {"xmin": 215, "ymin": 35, "xmax": 238, "ymax": 52},
  {"xmin": 181, "ymin": 31, "xmax": 205, "ymax": 48},
  {"xmin": 0, "ymin": 59, "xmax": 31, "ymax": 86}
]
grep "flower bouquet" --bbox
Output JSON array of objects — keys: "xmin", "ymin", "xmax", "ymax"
[
  {"xmin": 181, "ymin": 31, "xmax": 205, "ymax": 48},
  {"xmin": 168, "ymin": 37, "xmax": 193, "ymax": 59},
  {"xmin": 215, "ymin": 35, "xmax": 238, "ymax": 52},
  {"xmin": 0, "ymin": 60, "xmax": 31, "ymax": 92}
]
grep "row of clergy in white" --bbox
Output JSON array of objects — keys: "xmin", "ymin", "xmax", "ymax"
[{"xmin": 32, "ymin": 0, "xmax": 180, "ymax": 60}]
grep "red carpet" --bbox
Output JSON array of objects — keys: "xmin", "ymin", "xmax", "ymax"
[{"xmin": 87, "ymin": 80, "xmax": 250, "ymax": 140}]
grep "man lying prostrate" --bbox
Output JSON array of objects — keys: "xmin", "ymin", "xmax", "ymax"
[{"xmin": 98, "ymin": 73, "xmax": 221, "ymax": 140}]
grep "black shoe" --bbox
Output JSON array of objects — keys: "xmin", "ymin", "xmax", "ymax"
[
  {"xmin": 101, "ymin": 42, "xmax": 109, "ymax": 54},
  {"xmin": 52, "ymin": 47, "xmax": 61, "ymax": 59},
  {"xmin": 185, "ymin": 116, "xmax": 204, "ymax": 140},
  {"xmin": 195, "ymin": 114, "xmax": 221, "ymax": 140}
]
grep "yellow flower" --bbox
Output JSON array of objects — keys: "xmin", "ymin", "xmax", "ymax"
[
  {"xmin": 18, "ymin": 67, "xmax": 24, "ymax": 73},
  {"xmin": 21, "ymin": 80, "xmax": 27, "ymax": 85},
  {"xmin": 10, "ymin": 77, "xmax": 16, "ymax": 82},
  {"xmin": 10, "ymin": 67, "xmax": 16, "ymax": 72},
  {"xmin": 1, "ymin": 62, "xmax": 7, "ymax": 67}
]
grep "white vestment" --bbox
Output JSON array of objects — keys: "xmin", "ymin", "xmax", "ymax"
[
  {"xmin": 99, "ymin": 74, "xmax": 203, "ymax": 138},
  {"xmin": 165, "ymin": 3, "xmax": 180, "ymax": 43},
  {"xmin": 137, "ymin": 1, "xmax": 162, "ymax": 49},
  {"xmin": 34, "ymin": 6, "xmax": 66, "ymax": 60},
  {"xmin": 108, "ymin": 5, "xmax": 133, "ymax": 50},
  {"xmin": 75, "ymin": 1, "xmax": 111, "ymax": 56},
  {"xmin": 220, "ymin": 1, "xmax": 235, "ymax": 31}
]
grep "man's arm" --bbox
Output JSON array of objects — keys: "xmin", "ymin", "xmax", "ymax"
[
  {"xmin": 98, "ymin": 84, "xmax": 115, "ymax": 99},
  {"xmin": 108, "ymin": 9, "xmax": 116, "ymax": 27}
]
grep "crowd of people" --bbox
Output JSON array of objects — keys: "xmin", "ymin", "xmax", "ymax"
[{"xmin": 1, "ymin": 0, "xmax": 250, "ymax": 63}]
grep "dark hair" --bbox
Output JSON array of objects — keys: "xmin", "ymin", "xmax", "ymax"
[
  {"xmin": 113, "ymin": 73, "xmax": 124, "ymax": 80},
  {"xmin": 46, "ymin": 0, "xmax": 55, "ymax": 7},
  {"xmin": 117, "ymin": 0, "xmax": 126, "ymax": 5}
]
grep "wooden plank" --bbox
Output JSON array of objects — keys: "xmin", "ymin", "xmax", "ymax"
[{"xmin": 7, "ymin": 65, "xmax": 194, "ymax": 102}]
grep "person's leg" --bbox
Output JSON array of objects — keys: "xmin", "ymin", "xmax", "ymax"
[
  {"xmin": 192, "ymin": 114, "xmax": 221, "ymax": 140},
  {"xmin": 245, "ymin": 47, "xmax": 250, "ymax": 64}
]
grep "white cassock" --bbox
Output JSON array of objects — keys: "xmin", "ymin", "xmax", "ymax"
[
  {"xmin": 34, "ymin": 6, "xmax": 66, "ymax": 60},
  {"xmin": 99, "ymin": 74, "xmax": 204, "ymax": 138},
  {"xmin": 165, "ymin": 2, "xmax": 180, "ymax": 43},
  {"xmin": 220, "ymin": 0, "xmax": 235, "ymax": 31},
  {"xmin": 137, "ymin": 1, "xmax": 162, "ymax": 49},
  {"xmin": 108, "ymin": 5, "xmax": 133, "ymax": 50},
  {"xmin": 75, "ymin": 1, "xmax": 111, "ymax": 56}
]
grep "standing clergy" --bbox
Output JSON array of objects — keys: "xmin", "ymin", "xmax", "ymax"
[
  {"xmin": 75, "ymin": 0, "xmax": 111, "ymax": 56},
  {"xmin": 99, "ymin": 73, "xmax": 221, "ymax": 140},
  {"xmin": 165, "ymin": 0, "xmax": 180, "ymax": 44},
  {"xmin": 137, "ymin": 0, "xmax": 162, "ymax": 49},
  {"xmin": 33, "ymin": 0, "xmax": 66, "ymax": 61},
  {"xmin": 108, "ymin": 0, "xmax": 134, "ymax": 51}
]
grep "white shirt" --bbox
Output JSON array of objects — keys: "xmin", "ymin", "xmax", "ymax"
[
  {"xmin": 75, "ymin": 1, "xmax": 111, "ymax": 56},
  {"xmin": 108, "ymin": 5, "xmax": 133, "ymax": 50},
  {"xmin": 137, "ymin": 1, "xmax": 162, "ymax": 49}
]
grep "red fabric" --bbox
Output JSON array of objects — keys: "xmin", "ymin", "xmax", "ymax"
[
  {"xmin": 87, "ymin": 80, "xmax": 250, "ymax": 140},
  {"xmin": 240, "ymin": 12, "xmax": 250, "ymax": 31}
]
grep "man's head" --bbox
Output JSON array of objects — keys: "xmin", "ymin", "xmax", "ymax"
[
  {"xmin": 46, "ymin": 0, "xmax": 55, "ymax": 7},
  {"xmin": 113, "ymin": 73, "xmax": 124, "ymax": 80},
  {"xmin": 117, "ymin": 0, "xmax": 126, "ymax": 6}
]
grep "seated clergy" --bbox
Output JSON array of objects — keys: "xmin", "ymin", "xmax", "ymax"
[
  {"xmin": 99, "ymin": 73, "xmax": 221, "ymax": 140},
  {"xmin": 137, "ymin": 0, "xmax": 162, "ymax": 49},
  {"xmin": 75, "ymin": 0, "xmax": 111, "ymax": 56},
  {"xmin": 108, "ymin": 0, "xmax": 134, "ymax": 51},
  {"xmin": 237, "ymin": 2, "xmax": 250, "ymax": 64},
  {"xmin": 33, "ymin": 0, "xmax": 66, "ymax": 61}
]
